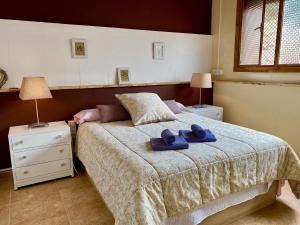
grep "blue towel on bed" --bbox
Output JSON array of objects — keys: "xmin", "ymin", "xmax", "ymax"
[
  {"xmin": 191, "ymin": 124, "xmax": 206, "ymax": 139},
  {"xmin": 150, "ymin": 136, "xmax": 189, "ymax": 151},
  {"xmin": 179, "ymin": 129, "xmax": 217, "ymax": 143},
  {"xmin": 161, "ymin": 129, "xmax": 176, "ymax": 144}
]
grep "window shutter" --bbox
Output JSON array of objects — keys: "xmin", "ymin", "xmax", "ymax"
[
  {"xmin": 261, "ymin": 0, "xmax": 280, "ymax": 65},
  {"xmin": 279, "ymin": 0, "xmax": 300, "ymax": 64},
  {"xmin": 240, "ymin": 0, "xmax": 264, "ymax": 65}
]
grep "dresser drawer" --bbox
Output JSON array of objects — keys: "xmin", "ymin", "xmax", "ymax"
[
  {"xmin": 11, "ymin": 130, "xmax": 69, "ymax": 151},
  {"xmin": 15, "ymin": 159, "xmax": 71, "ymax": 180},
  {"xmin": 14, "ymin": 145, "xmax": 71, "ymax": 167}
]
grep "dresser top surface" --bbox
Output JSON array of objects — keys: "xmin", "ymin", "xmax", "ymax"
[
  {"xmin": 186, "ymin": 105, "xmax": 223, "ymax": 112},
  {"xmin": 9, "ymin": 121, "xmax": 68, "ymax": 136}
]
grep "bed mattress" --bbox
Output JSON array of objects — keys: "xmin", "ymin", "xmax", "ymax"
[{"xmin": 77, "ymin": 112, "xmax": 300, "ymax": 225}]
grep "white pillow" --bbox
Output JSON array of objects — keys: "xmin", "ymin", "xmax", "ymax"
[{"xmin": 115, "ymin": 93, "xmax": 177, "ymax": 125}]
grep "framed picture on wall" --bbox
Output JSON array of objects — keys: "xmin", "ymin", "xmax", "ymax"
[
  {"xmin": 0, "ymin": 68, "xmax": 8, "ymax": 88},
  {"xmin": 153, "ymin": 42, "xmax": 165, "ymax": 60},
  {"xmin": 71, "ymin": 39, "xmax": 87, "ymax": 58},
  {"xmin": 117, "ymin": 67, "xmax": 131, "ymax": 85}
]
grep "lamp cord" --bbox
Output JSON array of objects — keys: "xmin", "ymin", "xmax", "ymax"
[
  {"xmin": 34, "ymin": 99, "xmax": 40, "ymax": 125},
  {"xmin": 199, "ymin": 88, "xmax": 202, "ymax": 105}
]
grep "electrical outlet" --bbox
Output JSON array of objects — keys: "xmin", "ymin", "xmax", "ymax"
[{"xmin": 212, "ymin": 68, "xmax": 223, "ymax": 76}]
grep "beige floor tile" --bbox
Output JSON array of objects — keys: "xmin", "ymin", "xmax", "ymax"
[
  {"xmin": 0, "ymin": 182, "xmax": 11, "ymax": 192},
  {"xmin": 11, "ymin": 215, "xmax": 70, "ymax": 225},
  {"xmin": 66, "ymin": 201, "xmax": 114, "ymax": 225},
  {"xmin": 0, "ymin": 178, "xmax": 12, "ymax": 191},
  {"xmin": 57, "ymin": 177, "xmax": 99, "ymax": 202},
  {"xmin": 58, "ymin": 176, "xmax": 114, "ymax": 225},
  {"xmin": 228, "ymin": 185, "xmax": 300, "ymax": 225},
  {"xmin": 10, "ymin": 199, "xmax": 65, "ymax": 225},
  {"xmin": 0, "ymin": 172, "xmax": 12, "ymax": 181},
  {"xmin": 0, "ymin": 205, "xmax": 10, "ymax": 225},
  {"xmin": 229, "ymin": 202, "xmax": 299, "ymax": 225},
  {"xmin": 55, "ymin": 175, "xmax": 91, "ymax": 191},
  {"xmin": 59, "ymin": 177, "xmax": 114, "ymax": 225},
  {"xmin": 0, "ymin": 172, "xmax": 12, "ymax": 208},
  {"xmin": 0, "ymin": 190, "xmax": 10, "ymax": 207},
  {"xmin": 61, "ymin": 186, "xmax": 101, "ymax": 204},
  {"xmin": 69, "ymin": 216, "xmax": 114, "ymax": 225},
  {"xmin": 11, "ymin": 181, "xmax": 59, "ymax": 204}
]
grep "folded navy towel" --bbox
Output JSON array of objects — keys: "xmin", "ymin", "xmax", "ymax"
[
  {"xmin": 161, "ymin": 129, "xmax": 176, "ymax": 144},
  {"xmin": 150, "ymin": 136, "xmax": 189, "ymax": 151},
  {"xmin": 179, "ymin": 129, "xmax": 217, "ymax": 143},
  {"xmin": 191, "ymin": 124, "xmax": 206, "ymax": 139}
]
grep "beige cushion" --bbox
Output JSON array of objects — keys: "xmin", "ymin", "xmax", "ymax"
[{"xmin": 115, "ymin": 93, "xmax": 177, "ymax": 125}]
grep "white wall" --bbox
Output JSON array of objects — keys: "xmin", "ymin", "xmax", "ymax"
[{"xmin": 0, "ymin": 19, "xmax": 212, "ymax": 88}]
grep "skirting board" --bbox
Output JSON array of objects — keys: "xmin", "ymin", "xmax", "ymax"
[{"xmin": 0, "ymin": 168, "xmax": 12, "ymax": 173}]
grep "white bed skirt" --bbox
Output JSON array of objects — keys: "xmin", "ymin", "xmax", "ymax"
[{"xmin": 163, "ymin": 182, "xmax": 271, "ymax": 225}]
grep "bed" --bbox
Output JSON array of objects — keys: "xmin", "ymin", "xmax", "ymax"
[{"xmin": 76, "ymin": 112, "xmax": 300, "ymax": 225}]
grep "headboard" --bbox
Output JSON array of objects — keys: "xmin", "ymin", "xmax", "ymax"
[{"xmin": 0, "ymin": 82, "xmax": 213, "ymax": 169}]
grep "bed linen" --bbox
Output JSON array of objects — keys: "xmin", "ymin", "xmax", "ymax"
[
  {"xmin": 163, "ymin": 182, "xmax": 271, "ymax": 225},
  {"xmin": 77, "ymin": 112, "xmax": 300, "ymax": 225}
]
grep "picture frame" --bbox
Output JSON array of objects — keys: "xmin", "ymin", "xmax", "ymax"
[
  {"xmin": 0, "ymin": 68, "xmax": 8, "ymax": 88},
  {"xmin": 153, "ymin": 42, "xmax": 165, "ymax": 60},
  {"xmin": 71, "ymin": 39, "xmax": 87, "ymax": 58},
  {"xmin": 117, "ymin": 67, "xmax": 131, "ymax": 84}
]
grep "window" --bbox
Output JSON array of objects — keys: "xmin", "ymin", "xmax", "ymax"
[{"xmin": 234, "ymin": 0, "xmax": 300, "ymax": 72}]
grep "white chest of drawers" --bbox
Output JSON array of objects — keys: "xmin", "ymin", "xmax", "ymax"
[
  {"xmin": 186, "ymin": 105, "xmax": 223, "ymax": 121},
  {"xmin": 8, "ymin": 121, "xmax": 73, "ymax": 190}
]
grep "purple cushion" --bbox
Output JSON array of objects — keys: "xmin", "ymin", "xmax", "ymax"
[
  {"xmin": 97, "ymin": 104, "xmax": 131, "ymax": 123},
  {"xmin": 74, "ymin": 109, "xmax": 101, "ymax": 124},
  {"xmin": 163, "ymin": 100, "xmax": 186, "ymax": 114},
  {"xmin": 176, "ymin": 102, "xmax": 187, "ymax": 112}
]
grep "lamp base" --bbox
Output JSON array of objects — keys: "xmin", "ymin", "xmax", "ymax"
[
  {"xmin": 28, "ymin": 122, "xmax": 49, "ymax": 129},
  {"xmin": 192, "ymin": 104, "xmax": 209, "ymax": 108}
]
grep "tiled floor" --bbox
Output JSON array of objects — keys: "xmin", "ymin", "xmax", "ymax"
[
  {"xmin": 0, "ymin": 171, "xmax": 114, "ymax": 225},
  {"xmin": 0, "ymin": 171, "xmax": 299, "ymax": 225}
]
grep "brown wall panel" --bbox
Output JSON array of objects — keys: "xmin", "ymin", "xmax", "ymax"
[
  {"xmin": 0, "ymin": 84, "xmax": 213, "ymax": 169},
  {"xmin": 1, "ymin": 0, "xmax": 212, "ymax": 34}
]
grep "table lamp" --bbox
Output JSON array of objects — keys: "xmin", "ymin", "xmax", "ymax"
[
  {"xmin": 19, "ymin": 77, "xmax": 53, "ymax": 128},
  {"xmin": 190, "ymin": 73, "xmax": 212, "ymax": 108}
]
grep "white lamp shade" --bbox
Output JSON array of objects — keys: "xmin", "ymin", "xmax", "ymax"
[
  {"xmin": 19, "ymin": 77, "xmax": 52, "ymax": 100},
  {"xmin": 190, "ymin": 73, "xmax": 212, "ymax": 88}
]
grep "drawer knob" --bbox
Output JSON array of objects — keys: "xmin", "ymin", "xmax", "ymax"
[
  {"xmin": 23, "ymin": 170, "xmax": 29, "ymax": 174},
  {"xmin": 15, "ymin": 140, "xmax": 23, "ymax": 145},
  {"xmin": 59, "ymin": 149, "xmax": 64, "ymax": 153},
  {"xmin": 55, "ymin": 135, "xmax": 63, "ymax": 139},
  {"xmin": 21, "ymin": 156, "xmax": 27, "ymax": 159},
  {"xmin": 60, "ymin": 163, "xmax": 66, "ymax": 167}
]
